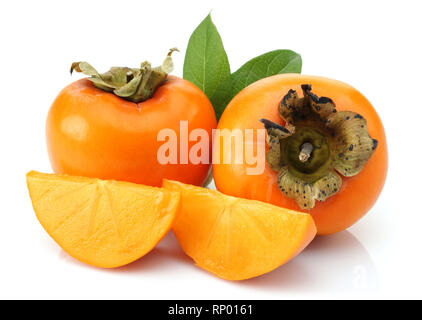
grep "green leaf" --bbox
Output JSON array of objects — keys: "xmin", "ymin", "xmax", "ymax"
[
  {"xmin": 183, "ymin": 14, "xmax": 231, "ymax": 113},
  {"xmin": 213, "ymin": 50, "xmax": 302, "ymax": 120}
]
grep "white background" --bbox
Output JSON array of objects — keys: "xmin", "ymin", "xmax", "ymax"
[{"xmin": 0, "ymin": 0, "xmax": 421, "ymax": 299}]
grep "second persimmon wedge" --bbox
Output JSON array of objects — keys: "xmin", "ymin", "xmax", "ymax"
[
  {"xmin": 163, "ymin": 180, "xmax": 316, "ymax": 280},
  {"xmin": 27, "ymin": 171, "xmax": 180, "ymax": 268}
]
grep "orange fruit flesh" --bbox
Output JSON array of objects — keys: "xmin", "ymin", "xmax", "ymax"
[
  {"xmin": 163, "ymin": 179, "xmax": 316, "ymax": 280},
  {"xmin": 26, "ymin": 171, "xmax": 180, "ymax": 268}
]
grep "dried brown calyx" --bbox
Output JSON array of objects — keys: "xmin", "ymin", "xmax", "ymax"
[
  {"xmin": 261, "ymin": 84, "xmax": 378, "ymax": 210},
  {"xmin": 70, "ymin": 48, "xmax": 179, "ymax": 103}
]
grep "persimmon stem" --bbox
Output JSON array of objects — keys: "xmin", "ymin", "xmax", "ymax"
[
  {"xmin": 70, "ymin": 48, "xmax": 178, "ymax": 103},
  {"xmin": 299, "ymin": 142, "xmax": 313, "ymax": 162}
]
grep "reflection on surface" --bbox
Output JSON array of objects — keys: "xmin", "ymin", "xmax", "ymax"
[
  {"xmin": 52, "ymin": 225, "xmax": 377, "ymax": 292},
  {"xmin": 55, "ymin": 230, "xmax": 194, "ymax": 273},
  {"xmin": 110, "ymin": 231, "xmax": 194, "ymax": 274},
  {"xmin": 240, "ymin": 230, "xmax": 378, "ymax": 292}
]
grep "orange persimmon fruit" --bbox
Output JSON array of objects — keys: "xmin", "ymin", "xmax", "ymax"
[
  {"xmin": 213, "ymin": 74, "xmax": 388, "ymax": 235},
  {"xmin": 163, "ymin": 179, "xmax": 316, "ymax": 280},
  {"xmin": 47, "ymin": 51, "xmax": 216, "ymax": 187},
  {"xmin": 26, "ymin": 171, "xmax": 180, "ymax": 268}
]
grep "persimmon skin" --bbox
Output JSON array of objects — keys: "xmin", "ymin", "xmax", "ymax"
[
  {"xmin": 47, "ymin": 77, "xmax": 216, "ymax": 187},
  {"xmin": 213, "ymin": 74, "xmax": 388, "ymax": 235}
]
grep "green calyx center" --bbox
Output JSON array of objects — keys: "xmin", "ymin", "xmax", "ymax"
[
  {"xmin": 261, "ymin": 84, "xmax": 378, "ymax": 210},
  {"xmin": 283, "ymin": 126, "xmax": 331, "ymax": 182},
  {"xmin": 70, "ymin": 48, "xmax": 179, "ymax": 103}
]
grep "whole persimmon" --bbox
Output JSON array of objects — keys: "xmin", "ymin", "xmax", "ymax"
[
  {"xmin": 47, "ymin": 50, "xmax": 216, "ymax": 187},
  {"xmin": 213, "ymin": 74, "xmax": 387, "ymax": 235}
]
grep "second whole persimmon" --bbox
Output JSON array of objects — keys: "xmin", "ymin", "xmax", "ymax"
[
  {"xmin": 47, "ymin": 51, "xmax": 216, "ymax": 187},
  {"xmin": 213, "ymin": 74, "xmax": 388, "ymax": 235}
]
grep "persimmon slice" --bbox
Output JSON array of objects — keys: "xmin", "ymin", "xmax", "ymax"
[
  {"xmin": 26, "ymin": 171, "xmax": 180, "ymax": 268},
  {"xmin": 163, "ymin": 179, "xmax": 316, "ymax": 280}
]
